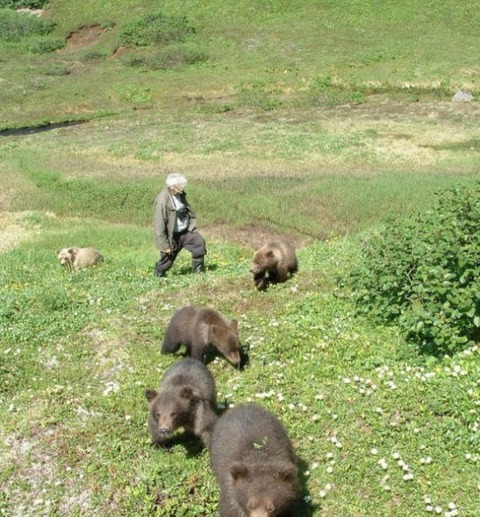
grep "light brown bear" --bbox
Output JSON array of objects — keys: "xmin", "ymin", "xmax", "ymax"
[
  {"xmin": 57, "ymin": 247, "xmax": 103, "ymax": 271},
  {"xmin": 145, "ymin": 358, "xmax": 218, "ymax": 447},
  {"xmin": 209, "ymin": 403, "xmax": 300, "ymax": 517},
  {"xmin": 161, "ymin": 306, "xmax": 242, "ymax": 368},
  {"xmin": 250, "ymin": 239, "xmax": 298, "ymax": 290}
]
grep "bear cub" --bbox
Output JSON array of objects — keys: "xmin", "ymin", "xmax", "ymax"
[
  {"xmin": 161, "ymin": 306, "xmax": 241, "ymax": 368},
  {"xmin": 57, "ymin": 247, "xmax": 103, "ymax": 271},
  {"xmin": 145, "ymin": 358, "xmax": 218, "ymax": 448},
  {"xmin": 209, "ymin": 403, "xmax": 300, "ymax": 517},
  {"xmin": 250, "ymin": 239, "xmax": 298, "ymax": 290}
]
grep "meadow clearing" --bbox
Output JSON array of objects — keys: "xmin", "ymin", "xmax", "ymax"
[{"xmin": 1, "ymin": 1, "xmax": 480, "ymax": 516}]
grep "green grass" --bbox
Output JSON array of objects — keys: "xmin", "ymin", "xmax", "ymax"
[
  {"xmin": 1, "ymin": 221, "xmax": 479, "ymax": 515},
  {"xmin": 1, "ymin": 0, "xmax": 479, "ymax": 127},
  {"xmin": 1, "ymin": 1, "xmax": 480, "ymax": 515}
]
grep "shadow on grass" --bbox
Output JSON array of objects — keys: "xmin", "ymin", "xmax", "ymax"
[
  {"xmin": 295, "ymin": 456, "xmax": 319, "ymax": 516},
  {"xmin": 151, "ymin": 431, "xmax": 207, "ymax": 458}
]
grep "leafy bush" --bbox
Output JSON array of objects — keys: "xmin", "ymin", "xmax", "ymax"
[
  {"xmin": 0, "ymin": 8, "xmax": 54, "ymax": 41},
  {"xmin": 112, "ymin": 83, "xmax": 152, "ymax": 104},
  {"xmin": 125, "ymin": 44, "xmax": 207, "ymax": 70},
  {"xmin": 41, "ymin": 62, "xmax": 70, "ymax": 76},
  {"xmin": 342, "ymin": 181, "xmax": 480, "ymax": 356},
  {"xmin": 0, "ymin": 0, "xmax": 48, "ymax": 8},
  {"xmin": 78, "ymin": 47, "xmax": 110, "ymax": 61},
  {"xmin": 26, "ymin": 35, "xmax": 63, "ymax": 53},
  {"xmin": 118, "ymin": 11, "xmax": 195, "ymax": 48}
]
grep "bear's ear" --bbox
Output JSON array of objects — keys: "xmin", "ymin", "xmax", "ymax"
[
  {"xmin": 266, "ymin": 249, "xmax": 274, "ymax": 257},
  {"xmin": 230, "ymin": 462, "xmax": 248, "ymax": 481},
  {"xmin": 230, "ymin": 319, "xmax": 238, "ymax": 331},
  {"xmin": 68, "ymin": 247, "xmax": 75, "ymax": 255},
  {"xmin": 276, "ymin": 464, "xmax": 297, "ymax": 483},
  {"xmin": 145, "ymin": 389, "xmax": 158, "ymax": 402},
  {"xmin": 179, "ymin": 386, "xmax": 194, "ymax": 399}
]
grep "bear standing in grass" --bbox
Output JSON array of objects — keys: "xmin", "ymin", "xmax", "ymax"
[
  {"xmin": 209, "ymin": 403, "xmax": 300, "ymax": 517},
  {"xmin": 161, "ymin": 306, "xmax": 241, "ymax": 368},
  {"xmin": 57, "ymin": 247, "xmax": 103, "ymax": 271},
  {"xmin": 250, "ymin": 239, "xmax": 298, "ymax": 290},
  {"xmin": 145, "ymin": 358, "xmax": 218, "ymax": 448}
]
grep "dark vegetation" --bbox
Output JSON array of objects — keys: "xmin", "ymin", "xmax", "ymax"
[
  {"xmin": 344, "ymin": 182, "xmax": 480, "ymax": 356},
  {"xmin": 118, "ymin": 11, "xmax": 195, "ymax": 48},
  {"xmin": 0, "ymin": 8, "xmax": 54, "ymax": 41},
  {"xmin": 0, "ymin": 0, "xmax": 48, "ymax": 7}
]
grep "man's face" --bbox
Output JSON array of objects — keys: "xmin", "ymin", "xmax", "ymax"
[{"xmin": 171, "ymin": 184, "xmax": 184, "ymax": 195}]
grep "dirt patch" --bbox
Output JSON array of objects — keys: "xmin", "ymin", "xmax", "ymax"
[
  {"xmin": 110, "ymin": 46, "xmax": 130, "ymax": 59},
  {"xmin": 66, "ymin": 25, "xmax": 106, "ymax": 51}
]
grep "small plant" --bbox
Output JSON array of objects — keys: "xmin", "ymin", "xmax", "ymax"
[
  {"xmin": 253, "ymin": 436, "xmax": 268, "ymax": 450},
  {"xmin": 78, "ymin": 47, "xmax": 109, "ymax": 61},
  {"xmin": 118, "ymin": 11, "xmax": 195, "ymax": 48},
  {"xmin": 342, "ymin": 181, "xmax": 480, "ymax": 356},
  {"xmin": 125, "ymin": 44, "xmax": 207, "ymax": 70},
  {"xmin": 41, "ymin": 62, "xmax": 70, "ymax": 76},
  {"xmin": 113, "ymin": 83, "xmax": 152, "ymax": 105},
  {"xmin": 26, "ymin": 35, "xmax": 64, "ymax": 53}
]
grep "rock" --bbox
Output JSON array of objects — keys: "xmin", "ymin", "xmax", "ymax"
[
  {"xmin": 16, "ymin": 8, "xmax": 46, "ymax": 17},
  {"xmin": 452, "ymin": 90, "xmax": 474, "ymax": 102}
]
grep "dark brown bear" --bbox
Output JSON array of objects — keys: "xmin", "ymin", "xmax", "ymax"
[
  {"xmin": 145, "ymin": 358, "xmax": 218, "ymax": 447},
  {"xmin": 250, "ymin": 239, "xmax": 298, "ymax": 290},
  {"xmin": 209, "ymin": 403, "xmax": 300, "ymax": 517},
  {"xmin": 161, "ymin": 306, "xmax": 241, "ymax": 367}
]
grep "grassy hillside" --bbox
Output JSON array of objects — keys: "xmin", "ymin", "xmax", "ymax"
[
  {"xmin": 1, "ymin": 0, "xmax": 479, "ymax": 127},
  {"xmin": 0, "ymin": 1, "xmax": 479, "ymax": 516}
]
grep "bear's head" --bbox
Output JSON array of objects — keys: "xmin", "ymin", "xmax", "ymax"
[
  {"xmin": 210, "ymin": 321, "xmax": 241, "ymax": 367},
  {"xmin": 145, "ymin": 386, "xmax": 195, "ymax": 438},
  {"xmin": 229, "ymin": 461, "xmax": 299, "ymax": 517}
]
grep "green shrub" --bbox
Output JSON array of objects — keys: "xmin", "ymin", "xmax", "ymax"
[
  {"xmin": 0, "ymin": 8, "xmax": 54, "ymax": 42},
  {"xmin": 125, "ymin": 44, "xmax": 207, "ymax": 70},
  {"xmin": 41, "ymin": 62, "xmax": 70, "ymax": 76},
  {"xmin": 26, "ymin": 35, "xmax": 64, "ymax": 53},
  {"xmin": 112, "ymin": 83, "xmax": 152, "ymax": 104},
  {"xmin": 118, "ymin": 11, "xmax": 195, "ymax": 48},
  {"xmin": 342, "ymin": 181, "xmax": 480, "ymax": 356},
  {"xmin": 0, "ymin": 0, "xmax": 48, "ymax": 8},
  {"xmin": 78, "ymin": 47, "xmax": 109, "ymax": 61}
]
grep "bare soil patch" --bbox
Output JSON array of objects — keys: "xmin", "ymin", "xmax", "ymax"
[{"xmin": 66, "ymin": 25, "xmax": 106, "ymax": 51}]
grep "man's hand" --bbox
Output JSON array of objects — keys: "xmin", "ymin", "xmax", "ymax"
[{"xmin": 164, "ymin": 247, "xmax": 172, "ymax": 255}]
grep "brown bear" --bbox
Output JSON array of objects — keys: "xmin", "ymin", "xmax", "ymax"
[
  {"xmin": 57, "ymin": 247, "xmax": 103, "ymax": 271},
  {"xmin": 209, "ymin": 403, "xmax": 300, "ymax": 517},
  {"xmin": 161, "ymin": 306, "xmax": 241, "ymax": 368},
  {"xmin": 145, "ymin": 358, "xmax": 218, "ymax": 447},
  {"xmin": 250, "ymin": 239, "xmax": 298, "ymax": 290}
]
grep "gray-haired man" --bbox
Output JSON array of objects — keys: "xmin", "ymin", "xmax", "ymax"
[{"xmin": 153, "ymin": 172, "xmax": 206, "ymax": 277}]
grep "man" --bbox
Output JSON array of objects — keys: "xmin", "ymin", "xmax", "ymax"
[{"xmin": 153, "ymin": 172, "xmax": 206, "ymax": 277}]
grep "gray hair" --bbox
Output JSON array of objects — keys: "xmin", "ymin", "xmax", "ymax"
[{"xmin": 166, "ymin": 172, "xmax": 188, "ymax": 189}]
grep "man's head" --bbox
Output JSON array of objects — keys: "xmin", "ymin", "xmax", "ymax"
[{"xmin": 166, "ymin": 172, "xmax": 187, "ymax": 194}]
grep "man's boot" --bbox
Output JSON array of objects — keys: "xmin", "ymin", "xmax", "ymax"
[{"xmin": 192, "ymin": 257, "xmax": 205, "ymax": 274}]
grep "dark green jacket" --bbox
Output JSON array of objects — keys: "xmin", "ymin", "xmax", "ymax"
[{"xmin": 153, "ymin": 187, "xmax": 197, "ymax": 251}]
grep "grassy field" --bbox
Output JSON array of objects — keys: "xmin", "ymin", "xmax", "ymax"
[{"xmin": 1, "ymin": 1, "xmax": 480, "ymax": 516}]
